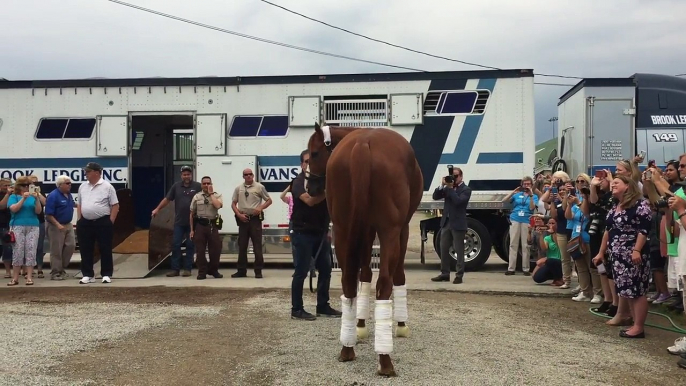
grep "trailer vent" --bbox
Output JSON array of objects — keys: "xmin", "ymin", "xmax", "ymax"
[
  {"xmin": 423, "ymin": 91, "xmax": 444, "ymax": 114},
  {"xmin": 324, "ymin": 98, "xmax": 388, "ymax": 127},
  {"xmin": 423, "ymin": 90, "xmax": 490, "ymax": 115},
  {"xmin": 472, "ymin": 90, "xmax": 490, "ymax": 114}
]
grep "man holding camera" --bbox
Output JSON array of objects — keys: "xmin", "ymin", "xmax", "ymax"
[{"xmin": 431, "ymin": 166, "xmax": 472, "ymax": 284}]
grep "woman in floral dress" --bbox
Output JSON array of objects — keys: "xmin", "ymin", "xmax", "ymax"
[{"xmin": 594, "ymin": 175, "xmax": 652, "ymax": 338}]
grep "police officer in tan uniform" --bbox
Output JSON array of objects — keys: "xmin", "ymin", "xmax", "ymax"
[
  {"xmin": 231, "ymin": 168, "xmax": 272, "ymax": 279},
  {"xmin": 190, "ymin": 176, "xmax": 223, "ymax": 280}
]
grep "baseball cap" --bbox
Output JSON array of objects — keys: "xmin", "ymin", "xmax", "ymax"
[
  {"xmin": 180, "ymin": 165, "xmax": 193, "ymax": 172},
  {"xmin": 83, "ymin": 162, "xmax": 103, "ymax": 171}
]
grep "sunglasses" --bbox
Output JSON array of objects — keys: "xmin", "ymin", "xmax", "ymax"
[
  {"xmin": 680, "ymin": 164, "xmax": 686, "ymax": 169},
  {"xmin": 243, "ymin": 173, "xmax": 253, "ymax": 177}
]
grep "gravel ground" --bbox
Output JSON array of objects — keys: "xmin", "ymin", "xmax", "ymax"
[{"xmin": 0, "ymin": 287, "xmax": 683, "ymax": 386}]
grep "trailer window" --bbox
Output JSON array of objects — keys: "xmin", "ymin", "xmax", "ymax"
[
  {"xmin": 229, "ymin": 115, "xmax": 290, "ymax": 138},
  {"xmin": 35, "ymin": 118, "xmax": 96, "ymax": 140},
  {"xmin": 437, "ymin": 92, "xmax": 477, "ymax": 114},
  {"xmin": 229, "ymin": 116, "xmax": 262, "ymax": 137},
  {"xmin": 257, "ymin": 115, "xmax": 289, "ymax": 137},
  {"xmin": 423, "ymin": 90, "xmax": 490, "ymax": 115}
]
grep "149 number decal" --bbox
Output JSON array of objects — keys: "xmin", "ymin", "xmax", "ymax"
[{"xmin": 652, "ymin": 133, "xmax": 679, "ymax": 142}]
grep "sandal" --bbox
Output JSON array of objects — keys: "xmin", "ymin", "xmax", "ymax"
[
  {"xmin": 25, "ymin": 280, "xmax": 34, "ymax": 286},
  {"xmin": 3, "ymin": 273, "xmax": 10, "ymax": 279},
  {"xmin": 37, "ymin": 271, "xmax": 44, "ymax": 279},
  {"xmin": 7, "ymin": 280, "xmax": 18, "ymax": 286}
]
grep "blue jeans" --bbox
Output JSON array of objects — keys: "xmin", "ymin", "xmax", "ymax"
[
  {"xmin": 291, "ymin": 231, "xmax": 332, "ymax": 312},
  {"xmin": 171, "ymin": 224, "xmax": 195, "ymax": 271}
]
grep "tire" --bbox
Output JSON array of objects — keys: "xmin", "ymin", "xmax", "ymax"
[
  {"xmin": 433, "ymin": 218, "xmax": 493, "ymax": 271},
  {"xmin": 493, "ymin": 232, "xmax": 507, "ymax": 262}
]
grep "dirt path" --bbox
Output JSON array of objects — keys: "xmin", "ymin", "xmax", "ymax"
[{"xmin": 1, "ymin": 288, "xmax": 683, "ymax": 386}]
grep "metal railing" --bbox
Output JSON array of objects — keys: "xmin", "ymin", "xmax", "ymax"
[{"xmin": 173, "ymin": 133, "xmax": 193, "ymax": 163}]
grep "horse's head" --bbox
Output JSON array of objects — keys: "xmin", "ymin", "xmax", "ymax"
[{"xmin": 306, "ymin": 122, "xmax": 334, "ymax": 196}]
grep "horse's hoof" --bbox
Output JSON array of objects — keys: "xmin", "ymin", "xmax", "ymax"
[
  {"xmin": 338, "ymin": 347, "xmax": 356, "ymax": 362},
  {"xmin": 377, "ymin": 366, "xmax": 397, "ymax": 377},
  {"xmin": 395, "ymin": 325, "xmax": 410, "ymax": 338},
  {"xmin": 356, "ymin": 326, "xmax": 369, "ymax": 340}
]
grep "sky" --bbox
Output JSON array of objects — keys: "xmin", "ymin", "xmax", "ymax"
[{"xmin": 1, "ymin": 0, "xmax": 684, "ymax": 144}]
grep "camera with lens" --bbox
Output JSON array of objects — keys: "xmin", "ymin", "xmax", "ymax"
[
  {"xmin": 588, "ymin": 211, "xmax": 603, "ymax": 235},
  {"xmin": 444, "ymin": 164, "xmax": 455, "ymax": 184},
  {"xmin": 655, "ymin": 196, "xmax": 669, "ymax": 209}
]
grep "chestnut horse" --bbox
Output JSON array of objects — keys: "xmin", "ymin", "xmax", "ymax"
[{"xmin": 306, "ymin": 122, "xmax": 423, "ymax": 376}]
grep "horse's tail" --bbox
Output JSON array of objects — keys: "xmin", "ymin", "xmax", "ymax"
[{"xmin": 349, "ymin": 141, "xmax": 372, "ymax": 229}]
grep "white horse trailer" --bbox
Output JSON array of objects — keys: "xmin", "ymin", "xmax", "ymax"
[{"xmin": 0, "ymin": 69, "xmax": 534, "ymax": 269}]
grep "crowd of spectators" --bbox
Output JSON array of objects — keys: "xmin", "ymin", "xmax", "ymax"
[{"xmin": 524, "ymin": 154, "xmax": 686, "ymax": 369}]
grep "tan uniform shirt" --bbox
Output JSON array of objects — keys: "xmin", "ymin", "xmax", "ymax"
[
  {"xmin": 190, "ymin": 192, "xmax": 223, "ymax": 219},
  {"xmin": 232, "ymin": 182, "xmax": 271, "ymax": 215}
]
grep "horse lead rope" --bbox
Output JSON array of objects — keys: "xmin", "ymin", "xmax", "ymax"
[{"xmin": 309, "ymin": 232, "xmax": 328, "ymax": 293}]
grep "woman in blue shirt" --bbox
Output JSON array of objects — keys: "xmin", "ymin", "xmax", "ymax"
[
  {"xmin": 565, "ymin": 191, "xmax": 602, "ymax": 303},
  {"xmin": 7, "ymin": 176, "xmax": 41, "ymax": 286},
  {"xmin": 502, "ymin": 176, "xmax": 539, "ymax": 276}
]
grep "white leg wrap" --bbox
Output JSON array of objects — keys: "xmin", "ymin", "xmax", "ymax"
[
  {"xmin": 392, "ymin": 285, "xmax": 408, "ymax": 323},
  {"xmin": 374, "ymin": 299, "xmax": 393, "ymax": 355},
  {"xmin": 339, "ymin": 295, "xmax": 357, "ymax": 347},
  {"xmin": 357, "ymin": 282, "xmax": 371, "ymax": 320}
]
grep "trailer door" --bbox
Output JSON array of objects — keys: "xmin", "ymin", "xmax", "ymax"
[
  {"xmin": 588, "ymin": 99, "xmax": 634, "ymax": 170},
  {"xmin": 196, "ymin": 113, "xmax": 227, "ymax": 156},
  {"xmin": 195, "ymin": 155, "xmax": 257, "ymax": 234},
  {"xmin": 95, "ymin": 115, "xmax": 128, "ymax": 157}
]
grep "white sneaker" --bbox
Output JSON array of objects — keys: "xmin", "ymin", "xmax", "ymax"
[
  {"xmin": 79, "ymin": 277, "xmax": 95, "ymax": 284},
  {"xmin": 102, "ymin": 276, "xmax": 111, "ymax": 284},
  {"xmin": 572, "ymin": 293, "xmax": 591, "ymax": 302},
  {"xmin": 591, "ymin": 295, "xmax": 603, "ymax": 304},
  {"xmin": 667, "ymin": 337, "xmax": 686, "ymax": 355},
  {"xmin": 559, "ymin": 283, "xmax": 570, "ymax": 289}
]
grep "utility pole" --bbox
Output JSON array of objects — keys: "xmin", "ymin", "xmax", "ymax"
[{"xmin": 548, "ymin": 116, "xmax": 558, "ymax": 139}]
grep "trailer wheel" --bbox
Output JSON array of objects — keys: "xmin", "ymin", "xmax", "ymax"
[{"xmin": 433, "ymin": 218, "xmax": 492, "ymax": 271}]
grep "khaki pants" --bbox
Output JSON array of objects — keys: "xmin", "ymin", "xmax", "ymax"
[
  {"xmin": 556, "ymin": 233, "xmax": 573, "ymax": 285},
  {"xmin": 574, "ymin": 247, "xmax": 602, "ymax": 297},
  {"xmin": 508, "ymin": 222, "xmax": 530, "ymax": 272},
  {"xmin": 47, "ymin": 222, "xmax": 75, "ymax": 276}
]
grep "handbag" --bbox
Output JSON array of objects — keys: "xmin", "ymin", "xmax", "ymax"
[
  {"xmin": 3, "ymin": 218, "xmax": 16, "ymax": 245},
  {"xmin": 567, "ymin": 235, "xmax": 586, "ymax": 261}
]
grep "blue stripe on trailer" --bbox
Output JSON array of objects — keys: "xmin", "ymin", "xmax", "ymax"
[
  {"xmin": 258, "ymin": 155, "xmax": 301, "ymax": 166},
  {"xmin": 476, "ymin": 152, "xmax": 524, "ymax": 164}
]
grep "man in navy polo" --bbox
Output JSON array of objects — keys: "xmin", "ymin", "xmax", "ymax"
[{"xmin": 44, "ymin": 175, "xmax": 76, "ymax": 280}]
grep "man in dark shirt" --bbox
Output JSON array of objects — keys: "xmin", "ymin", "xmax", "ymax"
[
  {"xmin": 0, "ymin": 179, "xmax": 13, "ymax": 278},
  {"xmin": 152, "ymin": 166, "xmax": 202, "ymax": 277},
  {"xmin": 290, "ymin": 150, "xmax": 341, "ymax": 321}
]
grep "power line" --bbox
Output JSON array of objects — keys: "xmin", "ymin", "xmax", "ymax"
[
  {"xmin": 104, "ymin": 0, "xmax": 577, "ymax": 88},
  {"xmin": 105, "ymin": 0, "xmax": 426, "ymax": 72},
  {"xmin": 257, "ymin": 0, "xmax": 584, "ymax": 80},
  {"xmin": 534, "ymin": 82, "xmax": 577, "ymax": 86}
]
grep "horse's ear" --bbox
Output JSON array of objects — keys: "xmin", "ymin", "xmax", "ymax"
[{"xmin": 314, "ymin": 122, "xmax": 321, "ymax": 132}]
